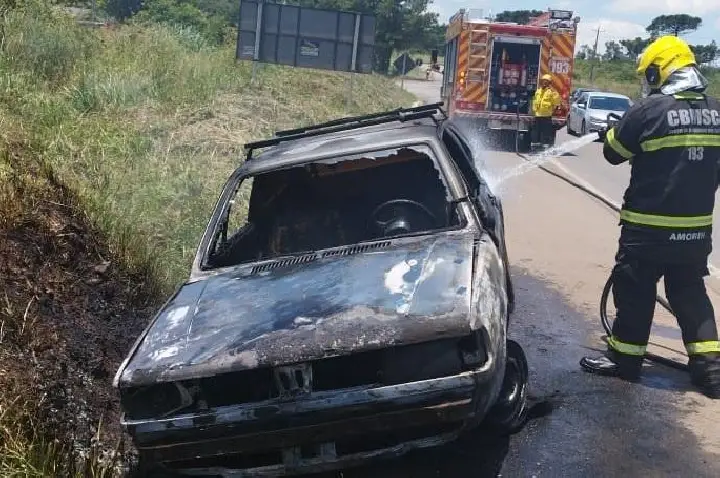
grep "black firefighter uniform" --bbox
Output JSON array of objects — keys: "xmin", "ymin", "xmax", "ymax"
[{"xmin": 603, "ymin": 90, "xmax": 720, "ymax": 372}]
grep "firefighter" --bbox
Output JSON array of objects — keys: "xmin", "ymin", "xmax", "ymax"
[
  {"xmin": 531, "ymin": 73, "xmax": 562, "ymax": 149},
  {"xmin": 580, "ymin": 35, "xmax": 720, "ymax": 399}
]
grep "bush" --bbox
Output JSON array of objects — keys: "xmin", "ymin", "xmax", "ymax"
[{"xmin": 132, "ymin": 0, "xmax": 229, "ymax": 45}]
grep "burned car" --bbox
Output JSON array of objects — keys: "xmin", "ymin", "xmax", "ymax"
[{"xmin": 114, "ymin": 102, "xmax": 529, "ymax": 476}]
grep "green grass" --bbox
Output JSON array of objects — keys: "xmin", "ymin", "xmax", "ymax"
[
  {"xmin": 572, "ymin": 58, "xmax": 720, "ymax": 98},
  {"xmin": 0, "ymin": 3, "xmax": 416, "ymax": 475}
]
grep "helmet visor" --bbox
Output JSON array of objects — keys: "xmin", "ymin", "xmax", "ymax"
[{"xmin": 640, "ymin": 75, "xmax": 651, "ymax": 98}]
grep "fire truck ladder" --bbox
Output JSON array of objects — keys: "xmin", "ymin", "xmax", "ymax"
[{"xmin": 467, "ymin": 25, "xmax": 490, "ymax": 82}]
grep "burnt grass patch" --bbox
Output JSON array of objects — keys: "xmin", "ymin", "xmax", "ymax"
[{"xmin": 0, "ymin": 141, "xmax": 157, "ymax": 475}]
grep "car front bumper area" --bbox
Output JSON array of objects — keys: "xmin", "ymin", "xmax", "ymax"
[
  {"xmin": 123, "ymin": 365, "xmax": 498, "ymax": 476},
  {"xmin": 586, "ymin": 118, "xmax": 607, "ymax": 133}
]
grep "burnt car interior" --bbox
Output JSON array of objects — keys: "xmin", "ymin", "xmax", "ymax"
[{"xmin": 208, "ymin": 146, "xmax": 464, "ymax": 268}]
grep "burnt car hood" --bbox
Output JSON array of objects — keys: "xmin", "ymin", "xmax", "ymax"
[{"xmin": 118, "ymin": 233, "xmax": 479, "ymax": 387}]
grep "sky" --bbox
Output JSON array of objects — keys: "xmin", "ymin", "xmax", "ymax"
[{"xmin": 427, "ymin": 0, "xmax": 720, "ymax": 54}]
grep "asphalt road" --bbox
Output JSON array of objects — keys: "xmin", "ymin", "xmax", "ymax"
[
  {"xmin": 306, "ymin": 74, "xmax": 720, "ymax": 477},
  {"xmin": 551, "ymin": 131, "xmax": 720, "ymax": 273}
]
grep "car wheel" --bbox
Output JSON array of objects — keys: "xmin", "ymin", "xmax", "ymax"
[
  {"xmin": 517, "ymin": 131, "xmax": 531, "ymax": 153},
  {"xmin": 567, "ymin": 117, "xmax": 575, "ymax": 136},
  {"xmin": 499, "ymin": 131, "xmax": 515, "ymax": 151},
  {"xmin": 484, "ymin": 339, "xmax": 529, "ymax": 435}
]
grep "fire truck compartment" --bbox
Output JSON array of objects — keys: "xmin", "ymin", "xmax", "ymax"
[{"xmin": 488, "ymin": 39, "xmax": 541, "ymax": 116}]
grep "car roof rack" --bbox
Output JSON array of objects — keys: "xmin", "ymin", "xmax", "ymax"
[{"xmin": 243, "ymin": 101, "xmax": 447, "ymax": 160}]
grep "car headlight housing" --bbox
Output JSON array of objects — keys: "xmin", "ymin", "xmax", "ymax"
[{"xmin": 120, "ymin": 382, "xmax": 195, "ymax": 420}]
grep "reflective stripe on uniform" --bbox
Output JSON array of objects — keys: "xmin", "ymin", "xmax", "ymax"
[
  {"xmin": 641, "ymin": 134, "xmax": 720, "ymax": 152},
  {"xmin": 686, "ymin": 340, "xmax": 720, "ymax": 355},
  {"xmin": 608, "ymin": 336, "xmax": 647, "ymax": 356},
  {"xmin": 673, "ymin": 91, "xmax": 705, "ymax": 100},
  {"xmin": 606, "ymin": 128, "xmax": 634, "ymax": 159},
  {"xmin": 620, "ymin": 209, "xmax": 713, "ymax": 228}
]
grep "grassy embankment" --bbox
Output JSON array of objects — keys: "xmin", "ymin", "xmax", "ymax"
[
  {"xmin": 572, "ymin": 58, "xmax": 720, "ymax": 98},
  {"xmin": 0, "ymin": 4, "xmax": 415, "ymax": 476}
]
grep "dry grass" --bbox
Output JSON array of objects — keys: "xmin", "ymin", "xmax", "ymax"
[{"xmin": 0, "ymin": 3, "xmax": 417, "ymax": 476}]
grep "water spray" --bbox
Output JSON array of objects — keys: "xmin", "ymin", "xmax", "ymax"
[
  {"xmin": 508, "ymin": 113, "xmax": 689, "ymax": 372},
  {"xmin": 458, "ymin": 97, "xmax": 601, "ymax": 194},
  {"xmin": 493, "ymin": 134, "xmax": 599, "ymax": 188}
]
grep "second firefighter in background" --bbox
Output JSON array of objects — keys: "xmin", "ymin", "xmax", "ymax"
[{"xmin": 531, "ymin": 74, "xmax": 562, "ymax": 148}]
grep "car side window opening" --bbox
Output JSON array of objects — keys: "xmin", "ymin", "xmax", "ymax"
[
  {"xmin": 227, "ymin": 178, "xmax": 253, "ymax": 234},
  {"xmin": 441, "ymin": 128, "xmax": 480, "ymax": 191},
  {"xmin": 208, "ymin": 146, "xmax": 463, "ymax": 269},
  {"xmin": 441, "ymin": 127, "xmax": 499, "ymax": 235}
]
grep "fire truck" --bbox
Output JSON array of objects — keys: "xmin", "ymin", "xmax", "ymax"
[{"xmin": 441, "ymin": 8, "xmax": 580, "ymax": 151}]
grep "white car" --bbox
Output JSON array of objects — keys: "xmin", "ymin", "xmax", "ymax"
[{"xmin": 567, "ymin": 91, "xmax": 633, "ymax": 136}]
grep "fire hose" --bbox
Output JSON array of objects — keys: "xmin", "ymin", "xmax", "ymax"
[{"xmin": 511, "ymin": 107, "xmax": 688, "ymax": 371}]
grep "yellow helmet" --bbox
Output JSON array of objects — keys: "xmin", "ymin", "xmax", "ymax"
[{"xmin": 636, "ymin": 35, "xmax": 696, "ymax": 88}]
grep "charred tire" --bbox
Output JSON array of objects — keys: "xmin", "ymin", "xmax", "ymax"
[{"xmin": 485, "ymin": 339, "xmax": 529, "ymax": 435}]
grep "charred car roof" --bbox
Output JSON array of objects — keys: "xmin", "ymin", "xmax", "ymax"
[{"xmin": 239, "ymin": 103, "xmax": 450, "ymax": 175}]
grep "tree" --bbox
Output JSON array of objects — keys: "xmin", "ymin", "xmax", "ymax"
[
  {"xmin": 619, "ymin": 37, "xmax": 650, "ymax": 60},
  {"xmin": 646, "ymin": 14, "xmax": 702, "ymax": 37},
  {"xmin": 691, "ymin": 40, "xmax": 718, "ymax": 65},
  {"xmin": 575, "ymin": 44, "xmax": 595, "ymax": 60},
  {"xmin": 192, "ymin": 0, "xmax": 237, "ymax": 24},
  {"xmin": 602, "ymin": 40, "xmax": 625, "ymax": 61},
  {"xmin": 493, "ymin": 9, "xmax": 544, "ymax": 25},
  {"xmin": 423, "ymin": 22, "xmax": 446, "ymax": 51},
  {"xmin": 133, "ymin": 0, "xmax": 228, "ymax": 43},
  {"xmin": 105, "ymin": 0, "xmax": 145, "ymax": 21}
]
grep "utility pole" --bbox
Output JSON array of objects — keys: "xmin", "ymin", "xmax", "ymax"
[{"xmin": 589, "ymin": 24, "xmax": 604, "ymax": 84}]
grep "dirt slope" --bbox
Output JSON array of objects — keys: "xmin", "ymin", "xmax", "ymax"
[{"xmin": 0, "ymin": 145, "xmax": 155, "ymax": 473}]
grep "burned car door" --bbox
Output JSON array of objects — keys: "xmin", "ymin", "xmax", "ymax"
[{"xmin": 440, "ymin": 124, "xmax": 515, "ymax": 314}]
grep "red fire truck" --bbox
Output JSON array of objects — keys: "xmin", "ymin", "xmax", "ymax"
[{"xmin": 441, "ymin": 8, "xmax": 580, "ymax": 151}]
